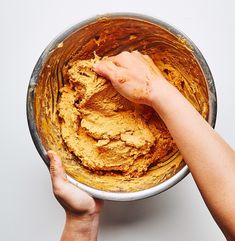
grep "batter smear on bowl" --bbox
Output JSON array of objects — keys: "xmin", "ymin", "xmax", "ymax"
[
  {"xmin": 58, "ymin": 57, "xmax": 179, "ymax": 177},
  {"xmin": 33, "ymin": 17, "xmax": 210, "ymax": 192}
]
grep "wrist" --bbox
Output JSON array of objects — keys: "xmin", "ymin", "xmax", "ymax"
[
  {"xmin": 149, "ymin": 77, "xmax": 174, "ymax": 109},
  {"xmin": 150, "ymin": 77, "xmax": 192, "ymax": 122},
  {"xmin": 61, "ymin": 211, "xmax": 100, "ymax": 241}
]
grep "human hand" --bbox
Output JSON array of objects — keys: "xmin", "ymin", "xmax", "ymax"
[
  {"xmin": 47, "ymin": 151, "xmax": 103, "ymax": 241},
  {"xmin": 93, "ymin": 51, "xmax": 166, "ymax": 106}
]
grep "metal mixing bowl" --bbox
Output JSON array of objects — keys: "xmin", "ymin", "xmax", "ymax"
[{"xmin": 27, "ymin": 13, "xmax": 217, "ymax": 201}]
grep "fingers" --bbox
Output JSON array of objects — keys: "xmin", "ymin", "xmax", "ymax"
[
  {"xmin": 93, "ymin": 60, "xmax": 126, "ymax": 83},
  {"xmin": 109, "ymin": 51, "xmax": 133, "ymax": 68},
  {"xmin": 47, "ymin": 150, "xmax": 67, "ymax": 189},
  {"xmin": 142, "ymin": 54, "xmax": 155, "ymax": 66},
  {"xmin": 136, "ymin": 52, "xmax": 162, "ymax": 76},
  {"xmin": 132, "ymin": 50, "xmax": 154, "ymax": 66},
  {"xmin": 93, "ymin": 51, "xmax": 142, "ymax": 75},
  {"xmin": 131, "ymin": 50, "xmax": 143, "ymax": 59},
  {"xmin": 111, "ymin": 50, "xmax": 150, "ymax": 69},
  {"xmin": 47, "ymin": 151, "xmax": 103, "ymax": 215}
]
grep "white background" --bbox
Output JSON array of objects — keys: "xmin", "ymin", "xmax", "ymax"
[{"xmin": 0, "ymin": 0, "xmax": 234, "ymax": 240}]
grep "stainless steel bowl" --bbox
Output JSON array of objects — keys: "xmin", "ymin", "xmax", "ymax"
[{"xmin": 27, "ymin": 13, "xmax": 217, "ymax": 201}]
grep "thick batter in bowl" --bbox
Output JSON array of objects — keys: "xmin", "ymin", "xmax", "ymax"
[{"xmin": 27, "ymin": 14, "xmax": 217, "ymax": 200}]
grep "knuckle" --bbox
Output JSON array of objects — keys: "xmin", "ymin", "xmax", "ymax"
[
  {"xmin": 113, "ymin": 69, "xmax": 126, "ymax": 82},
  {"xmin": 115, "ymin": 52, "xmax": 130, "ymax": 64},
  {"xmin": 116, "ymin": 74, "xmax": 127, "ymax": 84},
  {"xmin": 118, "ymin": 51, "xmax": 130, "ymax": 59},
  {"xmin": 121, "ymin": 51, "xmax": 129, "ymax": 56},
  {"xmin": 113, "ymin": 72, "xmax": 121, "ymax": 81},
  {"xmin": 118, "ymin": 78, "xmax": 127, "ymax": 84},
  {"xmin": 133, "ymin": 50, "xmax": 139, "ymax": 54}
]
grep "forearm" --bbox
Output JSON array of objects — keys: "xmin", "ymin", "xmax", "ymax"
[
  {"xmin": 61, "ymin": 212, "xmax": 100, "ymax": 241},
  {"xmin": 93, "ymin": 50, "xmax": 235, "ymax": 238},
  {"xmin": 152, "ymin": 79, "xmax": 235, "ymax": 238}
]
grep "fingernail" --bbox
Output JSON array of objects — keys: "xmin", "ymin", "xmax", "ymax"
[
  {"xmin": 48, "ymin": 152, "xmax": 61, "ymax": 174},
  {"xmin": 47, "ymin": 151, "xmax": 56, "ymax": 162}
]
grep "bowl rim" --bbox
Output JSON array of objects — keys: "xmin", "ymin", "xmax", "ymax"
[{"xmin": 26, "ymin": 12, "xmax": 217, "ymax": 201}]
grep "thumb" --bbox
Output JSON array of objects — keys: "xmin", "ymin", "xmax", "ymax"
[{"xmin": 47, "ymin": 151, "xmax": 67, "ymax": 188}]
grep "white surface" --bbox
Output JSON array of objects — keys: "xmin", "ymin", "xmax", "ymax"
[{"xmin": 0, "ymin": 0, "xmax": 234, "ymax": 240}]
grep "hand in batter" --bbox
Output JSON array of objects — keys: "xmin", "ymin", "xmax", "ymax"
[{"xmin": 93, "ymin": 50, "xmax": 165, "ymax": 106}]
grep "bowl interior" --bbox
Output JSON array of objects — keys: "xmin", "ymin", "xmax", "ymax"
[{"xmin": 30, "ymin": 15, "xmax": 212, "ymax": 198}]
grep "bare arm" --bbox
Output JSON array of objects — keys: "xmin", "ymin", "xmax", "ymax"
[
  {"xmin": 93, "ymin": 51, "xmax": 235, "ymax": 240},
  {"xmin": 47, "ymin": 151, "xmax": 103, "ymax": 241},
  {"xmin": 152, "ymin": 79, "xmax": 235, "ymax": 240}
]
